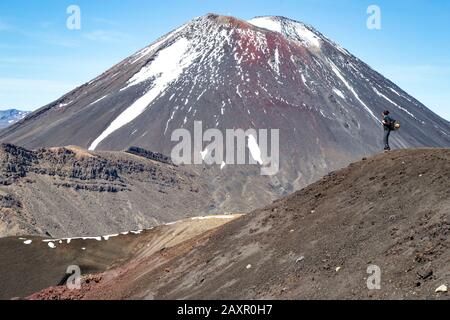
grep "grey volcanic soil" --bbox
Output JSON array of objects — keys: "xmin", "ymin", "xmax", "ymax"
[{"xmin": 28, "ymin": 149, "xmax": 450, "ymax": 300}]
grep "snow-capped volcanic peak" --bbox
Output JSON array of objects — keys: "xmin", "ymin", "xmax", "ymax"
[{"xmin": 248, "ymin": 16, "xmax": 322, "ymax": 48}]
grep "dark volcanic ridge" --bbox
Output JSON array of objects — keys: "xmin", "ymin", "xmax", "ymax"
[{"xmin": 0, "ymin": 143, "xmax": 276, "ymax": 238}]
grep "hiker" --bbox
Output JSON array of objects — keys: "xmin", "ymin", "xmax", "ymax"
[{"xmin": 382, "ymin": 110, "xmax": 393, "ymax": 151}]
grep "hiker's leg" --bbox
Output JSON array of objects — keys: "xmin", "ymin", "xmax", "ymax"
[{"xmin": 384, "ymin": 130, "xmax": 391, "ymax": 150}]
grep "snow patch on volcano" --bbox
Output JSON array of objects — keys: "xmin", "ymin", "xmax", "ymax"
[
  {"xmin": 328, "ymin": 60, "xmax": 379, "ymax": 123},
  {"xmin": 126, "ymin": 37, "xmax": 195, "ymax": 89},
  {"xmin": 249, "ymin": 17, "xmax": 321, "ymax": 48},
  {"xmin": 89, "ymin": 37, "xmax": 197, "ymax": 150},
  {"xmin": 269, "ymin": 47, "xmax": 281, "ymax": 76},
  {"xmin": 247, "ymin": 134, "xmax": 264, "ymax": 165},
  {"xmin": 248, "ymin": 17, "xmax": 282, "ymax": 33},
  {"xmin": 333, "ymin": 88, "xmax": 346, "ymax": 100},
  {"xmin": 191, "ymin": 215, "xmax": 235, "ymax": 221},
  {"xmin": 285, "ymin": 22, "xmax": 321, "ymax": 48},
  {"xmin": 129, "ymin": 24, "xmax": 189, "ymax": 65}
]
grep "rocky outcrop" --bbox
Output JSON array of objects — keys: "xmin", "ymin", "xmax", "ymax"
[{"xmin": 126, "ymin": 146, "xmax": 173, "ymax": 165}]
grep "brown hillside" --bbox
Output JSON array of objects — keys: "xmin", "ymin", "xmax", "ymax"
[{"xmin": 68, "ymin": 149, "xmax": 450, "ymax": 300}]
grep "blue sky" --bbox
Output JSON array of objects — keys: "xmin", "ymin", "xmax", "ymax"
[{"xmin": 0, "ymin": 0, "xmax": 449, "ymax": 120}]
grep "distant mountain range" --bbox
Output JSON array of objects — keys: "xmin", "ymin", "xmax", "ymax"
[{"xmin": 0, "ymin": 109, "xmax": 30, "ymax": 129}]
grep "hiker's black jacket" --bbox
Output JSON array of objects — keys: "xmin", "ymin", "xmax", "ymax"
[{"xmin": 383, "ymin": 115, "xmax": 394, "ymax": 131}]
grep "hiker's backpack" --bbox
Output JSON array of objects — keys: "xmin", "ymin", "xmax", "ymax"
[{"xmin": 390, "ymin": 119, "xmax": 400, "ymax": 131}]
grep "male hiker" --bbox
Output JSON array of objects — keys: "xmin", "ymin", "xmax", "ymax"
[{"xmin": 382, "ymin": 110, "xmax": 394, "ymax": 151}]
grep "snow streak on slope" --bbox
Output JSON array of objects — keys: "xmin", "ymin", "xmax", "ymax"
[
  {"xmin": 88, "ymin": 95, "xmax": 108, "ymax": 107},
  {"xmin": 373, "ymin": 87, "xmax": 417, "ymax": 119},
  {"xmin": 333, "ymin": 88, "xmax": 346, "ymax": 100},
  {"xmin": 269, "ymin": 47, "xmax": 281, "ymax": 76},
  {"xmin": 328, "ymin": 60, "xmax": 379, "ymax": 123},
  {"xmin": 89, "ymin": 38, "xmax": 197, "ymax": 151},
  {"xmin": 129, "ymin": 24, "xmax": 189, "ymax": 65}
]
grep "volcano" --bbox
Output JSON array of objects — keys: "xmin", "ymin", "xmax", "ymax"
[{"xmin": 0, "ymin": 14, "xmax": 449, "ymax": 190}]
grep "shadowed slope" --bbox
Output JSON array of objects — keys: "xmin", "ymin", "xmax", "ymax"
[{"xmin": 0, "ymin": 215, "xmax": 241, "ymax": 299}]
